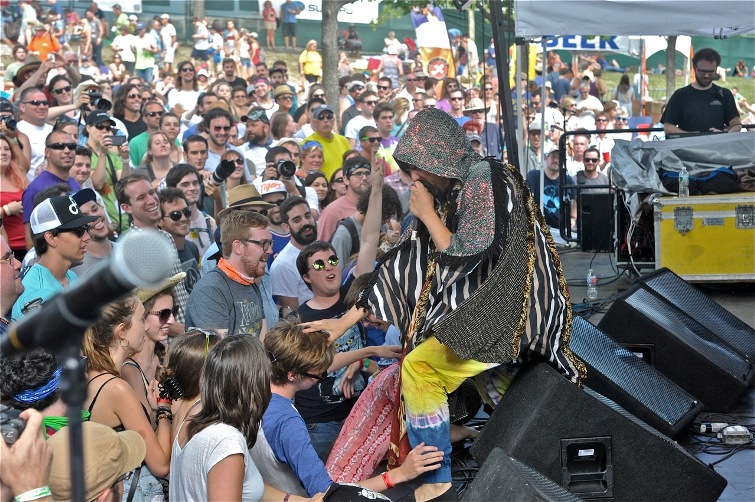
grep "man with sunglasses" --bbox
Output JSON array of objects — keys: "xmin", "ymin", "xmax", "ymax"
[
  {"xmin": 166, "ymin": 164, "xmax": 217, "ymax": 259},
  {"xmin": 344, "ymin": 91, "xmax": 378, "ymax": 148},
  {"xmin": 396, "ymin": 72, "xmax": 421, "ymax": 106},
  {"xmin": 71, "ymin": 188, "xmax": 115, "ymax": 278},
  {"xmin": 0, "ymin": 236, "xmax": 24, "ymax": 331},
  {"xmin": 186, "ymin": 210, "xmax": 271, "ymax": 336},
  {"xmin": 12, "ymin": 194, "xmax": 97, "ymax": 320},
  {"xmin": 575, "ymin": 147, "xmax": 610, "ymax": 195},
  {"xmin": 16, "ymin": 87, "xmax": 53, "ymax": 180},
  {"xmin": 203, "ymin": 107, "xmax": 246, "ymax": 180},
  {"xmin": 159, "ymin": 188, "xmax": 200, "ymax": 293},
  {"xmin": 22, "ymin": 130, "xmax": 81, "ymax": 249},
  {"xmin": 304, "ymin": 105, "xmax": 350, "ymax": 178},
  {"xmin": 128, "ymin": 100, "xmax": 167, "ymax": 167},
  {"xmin": 662, "ymin": 48, "xmax": 741, "ymax": 135}
]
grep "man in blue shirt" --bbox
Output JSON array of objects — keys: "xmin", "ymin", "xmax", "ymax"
[{"xmin": 280, "ymin": 0, "xmax": 302, "ymax": 51}]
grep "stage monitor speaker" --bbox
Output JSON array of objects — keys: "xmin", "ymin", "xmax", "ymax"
[
  {"xmin": 579, "ymin": 193, "xmax": 614, "ymax": 253},
  {"xmin": 632, "ymin": 268, "xmax": 755, "ymax": 363},
  {"xmin": 461, "ymin": 447, "xmax": 584, "ymax": 502},
  {"xmin": 471, "ymin": 363, "xmax": 727, "ymax": 502},
  {"xmin": 570, "ymin": 316, "xmax": 702, "ymax": 438},
  {"xmin": 597, "ymin": 273, "xmax": 755, "ymax": 412}
]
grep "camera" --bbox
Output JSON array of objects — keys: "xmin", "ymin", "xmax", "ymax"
[
  {"xmin": 0, "ymin": 405, "xmax": 26, "ymax": 445},
  {"xmin": 111, "ymin": 135, "xmax": 127, "ymax": 147},
  {"xmin": 0, "ymin": 115, "xmax": 17, "ymax": 130},
  {"xmin": 275, "ymin": 159, "xmax": 297, "ymax": 179},
  {"xmin": 87, "ymin": 91, "xmax": 112, "ymax": 111},
  {"xmin": 210, "ymin": 158, "xmax": 237, "ymax": 186}
]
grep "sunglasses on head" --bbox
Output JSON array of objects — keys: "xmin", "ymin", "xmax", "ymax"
[
  {"xmin": 300, "ymin": 370, "xmax": 327, "ymax": 382},
  {"xmin": 246, "ymin": 109, "xmax": 269, "ymax": 124},
  {"xmin": 47, "ymin": 142, "xmax": 78, "ymax": 151},
  {"xmin": 147, "ymin": 305, "xmax": 179, "ymax": 323},
  {"xmin": 53, "ymin": 85, "xmax": 72, "ymax": 94},
  {"xmin": 310, "ymin": 254, "xmax": 339, "ymax": 271},
  {"xmin": 164, "ymin": 207, "xmax": 192, "ymax": 221},
  {"xmin": 54, "ymin": 224, "xmax": 90, "ymax": 238}
]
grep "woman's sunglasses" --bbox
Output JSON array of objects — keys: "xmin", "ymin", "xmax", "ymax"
[
  {"xmin": 310, "ymin": 254, "xmax": 339, "ymax": 271},
  {"xmin": 52, "ymin": 85, "xmax": 72, "ymax": 95},
  {"xmin": 147, "ymin": 305, "xmax": 179, "ymax": 324}
]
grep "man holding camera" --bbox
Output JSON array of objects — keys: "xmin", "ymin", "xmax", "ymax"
[{"xmin": 203, "ymin": 107, "xmax": 249, "ymax": 181}]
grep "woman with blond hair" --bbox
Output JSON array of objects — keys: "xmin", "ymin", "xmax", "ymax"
[
  {"xmin": 299, "ymin": 40, "xmax": 323, "ymax": 91},
  {"xmin": 83, "ymin": 295, "xmax": 172, "ymax": 500},
  {"xmin": 134, "ymin": 132, "xmax": 178, "ymax": 188}
]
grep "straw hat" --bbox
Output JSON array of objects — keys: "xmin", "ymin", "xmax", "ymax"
[{"xmin": 135, "ymin": 272, "xmax": 186, "ymax": 303}]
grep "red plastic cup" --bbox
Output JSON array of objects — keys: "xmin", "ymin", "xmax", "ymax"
[{"xmin": 603, "ymin": 151, "xmax": 610, "ymax": 163}]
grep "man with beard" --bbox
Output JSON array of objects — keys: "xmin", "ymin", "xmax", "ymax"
[
  {"xmin": 186, "ymin": 210, "xmax": 271, "ymax": 336},
  {"xmin": 662, "ymin": 48, "xmax": 741, "ymax": 135},
  {"xmin": 241, "ymin": 107, "xmax": 274, "ymax": 178},
  {"xmin": 258, "ymin": 179, "xmax": 291, "ymax": 266},
  {"xmin": 12, "ymin": 195, "xmax": 97, "ymax": 320},
  {"xmin": 317, "ymin": 156, "xmax": 372, "ymax": 241},
  {"xmin": 301, "ymin": 108, "xmax": 585, "ymax": 502},
  {"xmin": 215, "ymin": 57, "xmax": 247, "ymax": 90},
  {"xmin": 270, "ymin": 197, "xmax": 317, "ymax": 310},
  {"xmin": 71, "ymin": 188, "xmax": 115, "ymax": 277}
]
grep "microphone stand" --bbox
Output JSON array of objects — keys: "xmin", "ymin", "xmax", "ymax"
[{"xmin": 58, "ymin": 348, "xmax": 87, "ymax": 502}]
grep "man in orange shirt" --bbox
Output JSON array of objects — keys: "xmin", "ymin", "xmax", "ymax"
[{"xmin": 27, "ymin": 23, "xmax": 61, "ymax": 62}]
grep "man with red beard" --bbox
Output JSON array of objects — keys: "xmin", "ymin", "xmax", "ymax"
[
  {"xmin": 270, "ymin": 196, "xmax": 317, "ymax": 310},
  {"xmin": 71, "ymin": 188, "xmax": 114, "ymax": 277},
  {"xmin": 186, "ymin": 210, "xmax": 271, "ymax": 336}
]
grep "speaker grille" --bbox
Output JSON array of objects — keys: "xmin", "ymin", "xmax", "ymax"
[
  {"xmin": 570, "ymin": 317, "xmax": 700, "ymax": 429},
  {"xmin": 512, "ymin": 456, "xmax": 585, "ymax": 502},
  {"xmin": 625, "ymin": 288, "xmax": 752, "ymax": 381},
  {"xmin": 642, "ymin": 271, "xmax": 755, "ymax": 361}
]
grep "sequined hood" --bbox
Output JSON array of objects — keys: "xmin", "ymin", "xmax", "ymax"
[{"xmin": 393, "ymin": 107, "xmax": 506, "ymax": 263}]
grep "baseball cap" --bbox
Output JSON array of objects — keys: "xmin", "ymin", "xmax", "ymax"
[
  {"xmin": 30, "ymin": 195, "xmax": 98, "ymax": 234},
  {"xmin": 160, "ymin": 13, "xmax": 170, "ymax": 19},
  {"xmin": 467, "ymin": 133, "xmax": 482, "ymax": 144},
  {"xmin": 197, "ymin": 68, "xmax": 210, "ymax": 78},
  {"xmin": 528, "ymin": 120, "xmax": 542, "ymax": 132},
  {"xmin": 85, "ymin": 110, "xmax": 116, "ymax": 127},
  {"xmin": 273, "ymin": 85, "xmax": 293, "ymax": 99},
  {"xmin": 136, "ymin": 22, "xmax": 146, "ymax": 30},
  {"xmin": 342, "ymin": 156, "xmax": 371, "ymax": 178},
  {"xmin": 250, "ymin": 32, "xmax": 258, "ymax": 39},
  {"xmin": 128, "ymin": 14, "xmax": 138, "ymax": 21},
  {"xmin": 312, "ymin": 105, "xmax": 335, "ymax": 119},
  {"xmin": 218, "ymin": 185, "xmax": 275, "ymax": 221},
  {"xmin": 546, "ymin": 145, "xmax": 561, "ymax": 156},
  {"xmin": 346, "ymin": 80, "xmax": 365, "ymax": 91},
  {"xmin": 0, "ymin": 98, "xmax": 13, "ymax": 113},
  {"xmin": 258, "ymin": 180, "xmax": 287, "ymax": 196},
  {"xmin": 48, "ymin": 422, "xmax": 146, "ymax": 501},
  {"xmin": 71, "ymin": 188, "xmax": 97, "ymax": 208}
]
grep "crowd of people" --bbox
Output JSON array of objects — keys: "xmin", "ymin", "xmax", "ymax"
[{"xmin": 0, "ymin": 1, "xmax": 748, "ymax": 500}]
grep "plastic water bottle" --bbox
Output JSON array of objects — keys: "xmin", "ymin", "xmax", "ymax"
[
  {"xmin": 586, "ymin": 269, "xmax": 598, "ymax": 300},
  {"xmin": 678, "ymin": 166, "xmax": 689, "ymax": 198}
]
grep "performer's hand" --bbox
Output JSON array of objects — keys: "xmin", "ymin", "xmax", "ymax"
[
  {"xmin": 372, "ymin": 345, "xmax": 402, "ymax": 360},
  {"xmin": 300, "ymin": 316, "xmax": 351, "ymax": 342},
  {"xmin": 392, "ymin": 442, "xmax": 444, "ymax": 483},
  {"xmin": 409, "ymin": 180, "xmax": 435, "ymax": 220}
]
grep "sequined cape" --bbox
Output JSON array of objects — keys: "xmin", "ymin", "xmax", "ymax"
[{"xmin": 357, "ymin": 108, "xmax": 585, "ymax": 384}]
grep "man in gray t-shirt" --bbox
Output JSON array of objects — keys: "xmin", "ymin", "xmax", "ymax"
[
  {"xmin": 576, "ymin": 147, "xmax": 610, "ymax": 195},
  {"xmin": 185, "ymin": 211, "xmax": 271, "ymax": 336}
]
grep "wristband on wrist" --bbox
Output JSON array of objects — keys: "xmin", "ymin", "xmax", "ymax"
[
  {"xmin": 156, "ymin": 397, "xmax": 172, "ymax": 405},
  {"xmin": 381, "ymin": 471, "xmax": 394, "ymax": 489},
  {"xmin": 362, "ymin": 358, "xmax": 370, "ymax": 370},
  {"xmin": 14, "ymin": 486, "xmax": 52, "ymax": 502}
]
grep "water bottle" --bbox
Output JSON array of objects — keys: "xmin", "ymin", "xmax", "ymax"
[
  {"xmin": 678, "ymin": 166, "xmax": 689, "ymax": 198},
  {"xmin": 586, "ymin": 269, "xmax": 598, "ymax": 300}
]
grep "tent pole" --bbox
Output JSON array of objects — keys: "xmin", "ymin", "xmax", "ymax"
[{"xmin": 488, "ymin": 0, "xmax": 519, "ymax": 167}]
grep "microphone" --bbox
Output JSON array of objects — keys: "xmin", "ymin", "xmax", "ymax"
[{"xmin": 1, "ymin": 230, "xmax": 174, "ymax": 357}]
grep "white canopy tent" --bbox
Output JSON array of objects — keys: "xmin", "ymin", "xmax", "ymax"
[{"xmin": 513, "ymin": 0, "xmax": 755, "ymax": 38}]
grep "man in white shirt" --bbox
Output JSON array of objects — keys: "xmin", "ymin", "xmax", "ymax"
[
  {"xmin": 160, "ymin": 14, "xmax": 177, "ymax": 73},
  {"xmin": 111, "ymin": 25, "xmax": 137, "ymax": 74},
  {"xmin": 15, "ymin": 87, "xmax": 53, "ymax": 180}
]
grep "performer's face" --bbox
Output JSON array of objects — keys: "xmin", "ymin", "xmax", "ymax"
[{"xmin": 408, "ymin": 167, "xmax": 453, "ymax": 200}]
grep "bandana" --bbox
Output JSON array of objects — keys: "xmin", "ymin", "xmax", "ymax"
[{"xmin": 217, "ymin": 257, "xmax": 255, "ymax": 285}]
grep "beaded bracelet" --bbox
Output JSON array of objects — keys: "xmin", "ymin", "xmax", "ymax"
[{"xmin": 14, "ymin": 486, "xmax": 51, "ymax": 502}]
